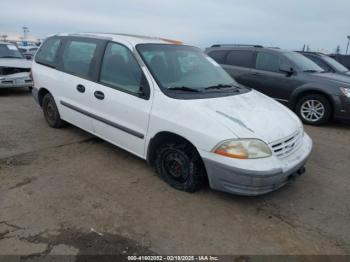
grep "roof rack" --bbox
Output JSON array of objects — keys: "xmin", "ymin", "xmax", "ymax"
[
  {"xmin": 87, "ymin": 32, "xmax": 183, "ymax": 44},
  {"xmin": 211, "ymin": 44, "xmax": 263, "ymax": 48}
]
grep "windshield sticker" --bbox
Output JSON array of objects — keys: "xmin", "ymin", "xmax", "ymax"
[
  {"xmin": 206, "ymin": 56, "xmax": 220, "ymax": 67},
  {"xmin": 7, "ymin": 45, "xmax": 17, "ymax": 50}
]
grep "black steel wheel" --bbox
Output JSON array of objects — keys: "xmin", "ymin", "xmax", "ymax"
[{"xmin": 155, "ymin": 141, "xmax": 205, "ymax": 192}]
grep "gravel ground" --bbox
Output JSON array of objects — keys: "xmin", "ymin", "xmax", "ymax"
[{"xmin": 0, "ymin": 88, "xmax": 349, "ymax": 257}]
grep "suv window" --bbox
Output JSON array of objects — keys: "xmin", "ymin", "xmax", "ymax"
[
  {"xmin": 255, "ymin": 52, "xmax": 280, "ymax": 72},
  {"xmin": 207, "ymin": 50, "xmax": 228, "ymax": 64},
  {"xmin": 99, "ymin": 42, "xmax": 143, "ymax": 94},
  {"xmin": 304, "ymin": 55, "xmax": 331, "ymax": 72},
  {"xmin": 35, "ymin": 38, "xmax": 60, "ymax": 66},
  {"xmin": 62, "ymin": 40, "xmax": 97, "ymax": 78},
  {"xmin": 226, "ymin": 50, "xmax": 254, "ymax": 68}
]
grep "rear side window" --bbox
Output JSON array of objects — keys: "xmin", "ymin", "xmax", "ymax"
[
  {"xmin": 226, "ymin": 50, "xmax": 254, "ymax": 68},
  {"xmin": 255, "ymin": 52, "xmax": 280, "ymax": 72},
  {"xmin": 62, "ymin": 40, "xmax": 97, "ymax": 78},
  {"xmin": 35, "ymin": 38, "xmax": 61, "ymax": 66},
  {"xmin": 207, "ymin": 50, "xmax": 228, "ymax": 64},
  {"xmin": 99, "ymin": 42, "xmax": 143, "ymax": 94}
]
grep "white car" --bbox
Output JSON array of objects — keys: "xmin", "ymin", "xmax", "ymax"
[
  {"xmin": 0, "ymin": 42, "xmax": 33, "ymax": 89},
  {"xmin": 31, "ymin": 33, "xmax": 312, "ymax": 196}
]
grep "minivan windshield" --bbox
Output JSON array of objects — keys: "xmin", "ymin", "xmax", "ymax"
[
  {"xmin": 284, "ymin": 52, "xmax": 324, "ymax": 73},
  {"xmin": 137, "ymin": 44, "xmax": 237, "ymax": 91},
  {"xmin": 322, "ymin": 55, "xmax": 349, "ymax": 73},
  {"xmin": 0, "ymin": 44, "xmax": 24, "ymax": 59}
]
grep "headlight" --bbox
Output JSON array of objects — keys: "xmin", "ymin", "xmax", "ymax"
[
  {"xmin": 213, "ymin": 139, "xmax": 272, "ymax": 159},
  {"xmin": 340, "ymin": 87, "xmax": 350, "ymax": 98}
]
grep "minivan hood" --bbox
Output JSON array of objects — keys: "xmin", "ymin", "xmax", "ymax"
[
  {"xmin": 195, "ymin": 90, "xmax": 301, "ymax": 144},
  {"xmin": 0, "ymin": 58, "xmax": 32, "ymax": 69}
]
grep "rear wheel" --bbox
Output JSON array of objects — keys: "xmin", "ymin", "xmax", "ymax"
[
  {"xmin": 155, "ymin": 140, "xmax": 205, "ymax": 192},
  {"xmin": 42, "ymin": 93, "xmax": 65, "ymax": 128},
  {"xmin": 296, "ymin": 94, "xmax": 331, "ymax": 125}
]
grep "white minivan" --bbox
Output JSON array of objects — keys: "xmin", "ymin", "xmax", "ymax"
[{"xmin": 32, "ymin": 33, "xmax": 312, "ymax": 196}]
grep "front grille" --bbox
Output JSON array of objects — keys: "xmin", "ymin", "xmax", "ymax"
[
  {"xmin": 0, "ymin": 67, "xmax": 30, "ymax": 76},
  {"xmin": 270, "ymin": 131, "xmax": 302, "ymax": 158}
]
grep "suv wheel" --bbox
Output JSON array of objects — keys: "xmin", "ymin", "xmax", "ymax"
[
  {"xmin": 42, "ymin": 93, "xmax": 65, "ymax": 128},
  {"xmin": 296, "ymin": 94, "xmax": 331, "ymax": 125},
  {"xmin": 155, "ymin": 141, "xmax": 205, "ymax": 192}
]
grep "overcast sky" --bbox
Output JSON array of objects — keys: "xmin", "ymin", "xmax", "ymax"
[{"xmin": 1, "ymin": 0, "xmax": 349, "ymax": 53}]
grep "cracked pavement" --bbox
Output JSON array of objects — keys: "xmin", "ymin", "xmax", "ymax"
[{"xmin": 0, "ymin": 88, "xmax": 349, "ymax": 257}]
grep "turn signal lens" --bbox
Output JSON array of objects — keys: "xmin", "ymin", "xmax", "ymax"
[{"xmin": 213, "ymin": 139, "xmax": 272, "ymax": 159}]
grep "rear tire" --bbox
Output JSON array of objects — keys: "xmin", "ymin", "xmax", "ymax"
[
  {"xmin": 42, "ymin": 93, "xmax": 65, "ymax": 128},
  {"xmin": 155, "ymin": 140, "xmax": 205, "ymax": 192},
  {"xmin": 295, "ymin": 94, "xmax": 331, "ymax": 125}
]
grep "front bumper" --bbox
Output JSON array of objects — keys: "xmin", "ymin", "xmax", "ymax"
[
  {"xmin": 333, "ymin": 95, "xmax": 350, "ymax": 120},
  {"xmin": 0, "ymin": 74, "xmax": 33, "ymax": 88},
  {"xmin": 200, "ymin": 133, "xmax": 313, "ymax": 196}
]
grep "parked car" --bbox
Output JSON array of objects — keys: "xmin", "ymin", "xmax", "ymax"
[
  {"xmin": 0, "ymin": 42, "xmax": 33, "ymax": 90},
  {"xmin": 32, "ymin": 33, "xmax": 312, "ymax": 196},
  {"xmin": 18, "ymin": 46, "xmax": 39, "ymax": 60},
  {"xmin": 298, "ymin": 52, "xmax": 350, "ymax": 76},
  {"xmin": 206, "ymin": 45, "xmax": 350, "ymax": 125},
  {"xmin": 330, "ymin": 54, "xmax": 350, "ymax": 70}
]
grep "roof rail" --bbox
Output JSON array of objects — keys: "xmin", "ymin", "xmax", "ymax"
[{"xmin": 211, "ymin": 44, "xmax": 263, "ymax": 48}]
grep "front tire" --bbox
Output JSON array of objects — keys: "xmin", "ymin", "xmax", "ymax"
[
  {"xmin": 155, "ymin": 141, "xmax": 206, "ymax": 192},
  {"xmin": 295, "ymin": 94, "xmax": 331, "ymax": 125},
  {"xmin": 42, "ymin": 93, "xmax": 65, "ymax": 128}
]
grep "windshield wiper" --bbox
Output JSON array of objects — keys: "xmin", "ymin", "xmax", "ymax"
[
  {"xmin": 303, "ymin": 70, "xmax": 320, "ymax": 73},
  {"xmin": 167, "ymin": 86, "xmax": 201, "ymax": 92},
  {"xmin": 204, "ymin": 84, "xmax": 239, "ymax": 90}
]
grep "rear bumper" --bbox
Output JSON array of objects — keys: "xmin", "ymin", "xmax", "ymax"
[{"xmin": 200, "ymin": 133, "xmax": 312, "ymax": 196}]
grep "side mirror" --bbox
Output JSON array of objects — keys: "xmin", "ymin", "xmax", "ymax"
[{"xmin": 279, "ymin": 64, "xmax": 294, "ymax": 76}]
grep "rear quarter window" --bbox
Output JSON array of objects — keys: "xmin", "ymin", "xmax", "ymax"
[
  {"xmin": 226, "ymin": 50, "xmax": 254, "ymax": 68},
  {"xmin": 35, "ymin": 38, "xmax": 61, "ymax": 67},
  {"xmin": 61, "ymin": 40, "xmax": 97, "ymax": 78}
]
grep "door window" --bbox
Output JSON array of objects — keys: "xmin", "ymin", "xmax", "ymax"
[
  {"xmin": 255, "ymin": 52, "xmax": 280, "ymax": 72},
  {"xmin": 35, "ymin": 38, "xmax": 61, "ymax": 67},
  {"xmin": 226, "ymin": 50, "xmax": 254, "ymax": 68},
  {"xmin": 99, "ymin": 42, "xmax": 143, "ymax": 94},
  {"xmin": 62, "ymin": 40, "xmax": 97, "ymax": 78}
]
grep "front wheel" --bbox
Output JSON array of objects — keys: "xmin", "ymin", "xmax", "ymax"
[
  {"xmin": 295, "ymin": 94, "xmax": 332, "ymax": 125},
  {"xmin": 155, "ymin": 141, "xmax": 206, "ymax": 192}
]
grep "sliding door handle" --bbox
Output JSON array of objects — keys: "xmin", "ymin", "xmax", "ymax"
[{"xmin": 94, "ymin": 91, "xmax": 105, "ymax": 100}]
